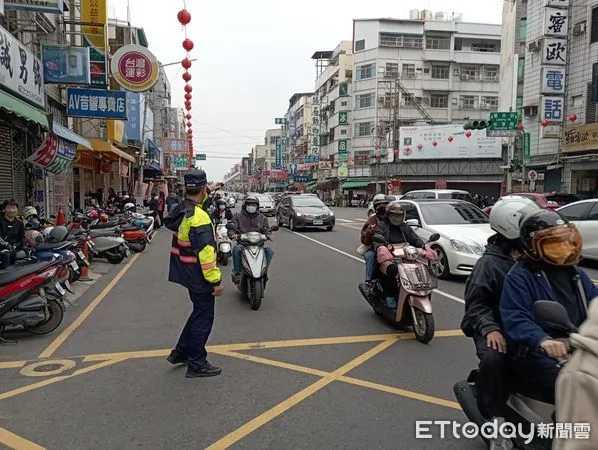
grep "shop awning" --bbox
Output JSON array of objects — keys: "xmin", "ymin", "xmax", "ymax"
[
  {"xmin": 341, "ymin": 180, "xmax": 373, "ymax": 189},
  {"xmin": 0, "ymin": 90, "xmax": 49, "ymax": 129},
  {"xmin": 52, "ymin": 122, "xmax": 92, "ymax": 150},
  {"xmin": 78, "ymin": 138, "xmax": 136, "ymax": 163}
]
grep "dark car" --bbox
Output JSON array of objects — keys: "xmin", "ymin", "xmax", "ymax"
[{"xmin": 276, "ymin": 194, "xmax": 335, "ymax": 231}]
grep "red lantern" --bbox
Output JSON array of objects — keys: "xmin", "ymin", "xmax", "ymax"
[
  {"xmin": 432, "ymin": 141, "xmax": 438, "ymax": 147},
  {"xmin": 187, "ymin": 121, "xmax": 192, "ymax": 127},
  {"xmin": 185, "ymin": 101, "xmax": 191, "ymax": 108},
  {"xmin": 417, "ymin": 143, "xmax": 423, "ymax": 150},
  {"xmin": 184, "ymin": 93, "xmax": 192, "ymax": 101},
  {"xmin": 182, "ymin": 39, "xmax": 194, "ymax": 52},
  {"xmin": 568, "ymin": 114, "xmax": 577, "ymax": 122},
  {"xmin": 186, "ymin": 114, "xmax": 192, "ymax": 120},
  {"xmin": 177, "ymin": 9, "xmax": 191, "ymax": 25},
  {"xmin": 393, "ymin": 149, "xmax": 399, "ymax": 155},
  {"xmin": 184, "ymin": 85, "xmax": 192, "ymax": 93},
  {"xmin": 182, "ymin": 72, "xmax": 191, "ymax": 82},
  {"xmin": 541, "ymin": 119, "xmax": 549, "ymax": 127},
  {"xmin": 465, "ymin": 131, "xmax": 472, "ymax": 138},
  {"xmin": 448, "ymin": 136, "xmax": 453, "ymax": 142},
  {"xmin": 517, "ymin": 123, "xmax": 524, "ymax": 131},
  {"xmin": 185, "ymin": 104, "xmax": 192, "ymax": 111},
  {"xmin": 182, "ymin": 58, "xmax": 192, "ymax": 69}
]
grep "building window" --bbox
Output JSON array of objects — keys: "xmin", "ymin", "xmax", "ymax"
[
  {"xmin": 356, "ymin": 122, "xmax": 374, "ymax": 137},
  {"xmin": 402, "ymin": 64, "xmax": 416, "ymax": 78},
  {"xmin": 592, "ymin": 8, "xmax": 598, "ymax": 44},
  {"xmin": 462, "ymin": 65, "xmax": 479, "ymax": 79},
  {"xmin": 354, "ymin": 151, "xmax": 370, "ymax": 166},
  {"xmin": 356, "ymin": 63, "xmax": 375, "ymax": 80},
  {"xmin": 431, "ymin": 65, "xmax": 449, "ymax": 79},
  {"xmin": 385, "ymin": 62, "xmax": 399, "ymax": 77},
  {"xmin": 518, "ymin": 57, "xmax": 525, "ymax": 82},
  {"xmin": 460, "ymin": 95, "xmax": 476, "ymax": 109},
  {"xmin": 426, "ymin": 35, "xmax": 451, "ymax": 50},
  {"xmin": 271, "ymin": 149, "xmax": 276, "ymax": 158},
  {"xmin": 379, "ymin": 32, "xmax": 423, "ymax": 48},
  {"xmin": 270, "ymin": 137, "xmax": 277, "ymax": 144},
  {"xmin": 340, "ymin": 129, "xmax": 347, "ymax": 135},
  {"xmin": 484, "ymin": 66, "xmax": 499, "ymax": 81},
  {"xmin": 519, "ymin": 17, "xmax": 527, "ymax": 42},
  {"xmin": 454, "ymin": 38, "xmax": 463, "ymax": 51},
  {"xmin": 430, "ymin": 94, "xmax": 448, "ymax": 108},
  {"xmin": 356, "ymin": 93, "xmax": 375, "ymax": 109},
  {"xmin": 472, "ymin": 42, "xmax": 499, "ymax": 52},
  {"xmin": 482, "ymin": 96, "xmax": 498, "ymax": 109},
  {"xmin": 341, "ymin": 101, "xmax": 348, "ymax": 107},
  {"xmin": 355, "ymin": 39, "xmax": 365, "ymax": 51}
]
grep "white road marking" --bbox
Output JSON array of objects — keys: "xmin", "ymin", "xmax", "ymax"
[
  {"xmin": 286, "ymin": 229, "xmax": 465, "ymax": 305},
  {"xmin": 337, "ymin": 218, "xmax": 355, "ymax": 223},
  {"xmin": 352, "ymin": 218, "xmax": 366, "ymax": 222}
]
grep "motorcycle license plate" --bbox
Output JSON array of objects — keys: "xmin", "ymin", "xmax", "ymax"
[
  {"xmin": 313, "ymin": 220, "xmax": 323, "ymax": 225},
  {"xmin": 78, "ymin": 250, "xmax": 85, "ymax": 259},
  {"xmin": 55, "ymin": 282, "xmax": 66, "ymax": 296},
  {"xmin": 70, "ymin": 261, "xmax": 79, "ymax": 270},
  {"xmin": 125, "ymin": 249, "xmax": 132, "ymax": 258}
]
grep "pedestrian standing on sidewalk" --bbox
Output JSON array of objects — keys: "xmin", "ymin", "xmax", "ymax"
[
  {"xmin": 163, "ymin": 169, "xmax": 224, "ymax": 378},
  {"xmin": 157, "ymin": 191, "xmax": 166, "ymax": 227}
]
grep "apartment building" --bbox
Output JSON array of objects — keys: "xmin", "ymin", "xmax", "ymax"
[{"xmin": 284, "ymin": 93, "xmax": 313, "ymax": 165}]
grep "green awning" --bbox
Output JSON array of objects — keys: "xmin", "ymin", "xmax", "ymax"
[
  {"xmin": 0, "ymin": 91, "xmax": 49, "ymax": 129},
  {"xmin": 341, "ymin": 181, "xmax": 372, "ymax": 189},
  {"xmin": 305, "ymin": 181, "xmax": 317, "ymax": 188}
]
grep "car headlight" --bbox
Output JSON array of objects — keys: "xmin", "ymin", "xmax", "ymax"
[
  {"xmin": 470, "ymin": 244, "xmax": 484, "ymax": 256},
  {"xmin": 328, "ymin": 210, "xmax": 334, "ymax": 216},
  {"xmin": 295, "ymin": 212, "xmax": 303, "ymax": 217},
  {"xmin": 450, "ymin": 239, "xmax": 473, "ymax": 254}
]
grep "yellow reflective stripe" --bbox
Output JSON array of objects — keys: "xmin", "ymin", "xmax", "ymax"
[{"xmin": 198, "ymin": 244, "xmax": 221, "ymax": 283}]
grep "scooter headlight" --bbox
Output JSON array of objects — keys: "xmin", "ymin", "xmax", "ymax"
[{"xmin": 219, "ymin": 242, "xmax": 231, "ymax": 253}]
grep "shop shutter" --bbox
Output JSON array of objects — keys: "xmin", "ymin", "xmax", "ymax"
[
  {"xmin": 0, "ymin": 125, "xmax": 13, "ymax": 203},
  {"xmin": 11, "ymin": 132, "xmax": 28, "ymax": 208}
]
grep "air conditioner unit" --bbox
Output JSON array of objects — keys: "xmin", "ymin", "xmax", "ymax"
[
  {"xmin": 523, "ymin": 105, "xmax": 538, "ymax": 117},
  {"xmin": 452, "ymin": 97, "xmax": 458, "ymax": 105},
  {"xmin": 528, "ymin": 41, "xmax": 540, "ymax": 52},
  {"xmin": 461, "ymin": 74, "xmax": 469, "ymax": 80},
  {"xmin": 573, "ymin": 23, "xmax": 586, "ymax": 35}
]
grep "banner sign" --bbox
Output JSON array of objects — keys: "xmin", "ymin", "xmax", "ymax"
[
  {"xmin": 81, "ymin": 0, "xmax": 107, "ymax": 87},
  {"xmin": 5, "ymin": 0, "xmax": 63, "ymax": 13},
  {"xmin": 145, "ymin": 139, "xmax": 161, "ymax": 170},
  {"xmin": 125, "ymin": 91, "xmax": 142, "ymax": 140},
  {"xmin": 67, "ymin": 87, "xmax": 127, "ymax": 119},
  {"xmin": 162, "ymin": 138, "xmax": 189, "ymax": 154},
  {"xmin": 42, "ymin": 45, "xmax": 90, "ymax": 85},
  {"xmin": 26, "ymin": 134, "xmax": 77, "ymax": 174},
  {"xmin": 111, "ymin": 45, "xmax": 159, "ymax": 92},
  {"xmin": 0, "ymin": 24, "xmax": 45, "ymax": 107},
  {"xmin": 120, "ymin": 162, "xmax": 129, "ymax": 178},
  {"xmin": 294, "ymin": 175, "xmax": 311, "ymax": 183},
  {"xmin": 275, "ymin": 136, "xmax": 282, "ymax": 169}
]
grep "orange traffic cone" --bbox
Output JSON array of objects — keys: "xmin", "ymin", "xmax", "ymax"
[
  {"xmin": 56, "ymin": 206, "xmax": 66, "ymax": 226},
  {"xmin": 78, "ymin": 241, "xmax": 93, "ymax": 282}
]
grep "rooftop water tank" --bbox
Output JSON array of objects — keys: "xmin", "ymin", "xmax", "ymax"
[
  {"xmin": 409, "ymin": 9, "xmax": 420, "ymax": 20},
  {"xmin": 421, "ymin": 9, "xmax": 433, "ymax": 20}
]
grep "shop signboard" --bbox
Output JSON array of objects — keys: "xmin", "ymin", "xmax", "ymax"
[
  {"xmin": 26, "ymin": 133, "xmax": 77, "ymax": 174},
  {"xmin": 275, "ymin": 136, "xmax": 282, "ymax": 169},
  {"xmin": 294, "ymin": 175, "xmax": 311, "ymax": 183},
  {"xmin": 5, "ymin": 0, "xmax": 63, "ymax": 13},
  {"xmin": 563, "ymin": 123, "xmax": 598, "ymax": 153},
  {"xmin": 0, "ymin": 24, "xmax": 45, "ymax": 107},
  {"xmin": 145, "ymin": 140, "xmax": 161, "ymax": 170},
  {"xmin": 42, "ymin": 45, "xmax": 90, "ymax": 85},
  {"xmin": 542, "ymin": 38, "xmax": 567, "ymax": 65},
  {"xmin": 67, "ymin": 87, "xmax": 127, "ymax": 119},
  {"xmin": 540, "ymin": 68, "xmax": 565, "ymax": 95},
  {"xmin": 162, "ymin": 138, "xmax": 189, "ymax": 154},
  {"xmin": 81, "ymin": 0, "xmax": 107, "ymax": 87},
  {"xmin": 111, "ymin": 44, "xmax": 159, "ymax": 92},
  {"xmin": 523, "ymin": 132, "xmax": 531, "ymax": 160},
  {"xmin": 125, "ymin": 91, "xmax": 141, "ymax": 140},
  {"xmin": 311, "ymin": 92, "xmax": 321, "ymax": 158},
  {"xmin": 541, "ymin": 96, "xmax": 564, "ymax": 122},
  {"xmin": 544, "ymin": 8, "xmax": 568, "ymax": 37}
]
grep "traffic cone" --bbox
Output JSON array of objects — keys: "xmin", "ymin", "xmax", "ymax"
[
  {"xmin": 56, "ymin": 206, "xmax": 66, "ymax": 226},
  {"xmin": 78, "ymin": 241, "xmax": 93, "ymax": 282}
]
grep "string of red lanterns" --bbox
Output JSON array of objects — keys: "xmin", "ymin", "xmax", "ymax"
[{"xmin": 178, "ymin": 4, "xmax": 193, "ymax": 168}]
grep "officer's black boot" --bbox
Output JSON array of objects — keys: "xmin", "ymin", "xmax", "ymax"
[
  {"xmin": 186, "ymin": 361, "xmax": 222, "ymax": 378},
  {"xmin": 167, "ymin": 350, "xmax": 188, "ymax": 365}
]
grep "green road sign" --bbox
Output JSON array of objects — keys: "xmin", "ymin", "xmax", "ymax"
[
  {"xmin": 338, "ymin": 111, "xmax": 348, "ymax": 125},
  {"xmin": 275, "ymin": 117, "xmax": 287, "ymax": 125},
  {"xmin": 523, "ymin": 132, "xmax": 530, "ymax": 160},
  {"xmin": 195, "ymin": 153, "xmax": 206, "ymax": 161},
  {"xmin": 487, "ymin": 112, "xmax": 520, "ymax": 137},
  {"xmin": 338, "ymin": 139, "xmax": 348, "ymax": 152}
]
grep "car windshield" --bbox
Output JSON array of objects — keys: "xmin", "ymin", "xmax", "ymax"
[
  {"xmin": 292, "ymin": 196, "xmax": 324, "ymax": 207},
  {"xmin": 420, "ymin": 203, "xmax": 489, "ymax": 225},
  {"xmin": 255, "ymin": 195, "xmax": 272, "ymax": 204}
]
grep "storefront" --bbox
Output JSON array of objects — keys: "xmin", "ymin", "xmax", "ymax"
[
  {"xmin": 340, "ymin": 177, "xmax": 375, "ymax": 206},
  {"xmin": 562, "ymin": 123, "xmax": 598, "ymax": 196}
]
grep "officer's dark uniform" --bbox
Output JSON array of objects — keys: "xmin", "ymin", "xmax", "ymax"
[{"xmin": 163, "ymin": 170, "xmax": 222, "ymax": 378}]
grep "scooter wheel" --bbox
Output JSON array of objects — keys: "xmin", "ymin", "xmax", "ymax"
[
  {"xmin": 106, "ymin": 252, "xmax": 125, "ymax": 264},
  {"xmin": 27, "ymin": 300, "xmax": 64, "ymax": 335},
  {"xmin": 413, "ymin": 310, "xmax": 435, "ymax": 344}
]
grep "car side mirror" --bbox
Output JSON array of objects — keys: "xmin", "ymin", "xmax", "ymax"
[
  {"xmin": 428, "ymin": 233, "xmax": 440, "ymax": 243},
  {"xmin": 405, "ymin": 218, "xmax": 420, "ymax": 227},
  {"xmin": 533, "ymin": 300, "xmax": 578, "ymax": 333},
  {"xmin": 270, "ymin": 225, "xmax": 279, "ymax": 232}
]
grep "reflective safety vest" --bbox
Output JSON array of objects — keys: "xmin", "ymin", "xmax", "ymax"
[{"xmin": 168, "ymin": 203, "xmax": 221, "ymax": 293}]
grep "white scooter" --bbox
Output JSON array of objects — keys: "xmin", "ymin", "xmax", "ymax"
[
  {"xmin": 233, "ymin": 225, "xmax": 278, "ymax": 311},
  {"xmin": 216, "ymin": 219, "xmax": 232, "ymax": 266},
  {"xmin": 454, "ymin": 301, "xmax": 576, "ymax": 450}
]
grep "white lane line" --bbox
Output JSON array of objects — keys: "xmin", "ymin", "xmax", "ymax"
[
  {"xmin": 336, "ymin": 218, "xmax": 355, "ymax": 223},
  {"xmin": 352, "ymin": 218, "xmax": 366, "ymax": 222},
  {"xmin": 285, "ymin": 229, "xmax": 465, "ymax": 305}
]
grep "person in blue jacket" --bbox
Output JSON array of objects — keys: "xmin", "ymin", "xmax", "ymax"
[{"xmin": 500, "ymin": 210, "xmax": 598, "ymax": 404}]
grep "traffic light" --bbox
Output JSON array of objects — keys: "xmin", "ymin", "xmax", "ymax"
[{"xmin": 463, "ymin": 120, "xmax": 493, "ymax": 130}]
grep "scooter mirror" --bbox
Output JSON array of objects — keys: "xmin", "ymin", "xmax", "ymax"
[
  {"xmin": 428, "ymin": 233, "xmax": 440, "ymax": 243},
  {"xmin": 372, "ymin": 234, "xmax": 386, "ymax": 244},
  {"xmin": 270, "ymin": 225, "xmax": 280, "ymax": 232},
  {"xmin": 533, "ymin": 300, "xmax": 578, "ymax": 333}
]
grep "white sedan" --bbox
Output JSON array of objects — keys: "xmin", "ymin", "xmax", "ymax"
[
  {"xmin": 398, "ymin": 199, "xmax": 494, "ymax": 279},
  {"xmin": 367, "ymin": 195, "xmax": 401, "ymax": 216},
  {"xmin": 556, "ymin": 199, "xmax": 598, "ymax": 260}
]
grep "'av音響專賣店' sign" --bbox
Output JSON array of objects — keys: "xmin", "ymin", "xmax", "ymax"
[{"xmin": 563, "ymin": 123, "xmax": 598, "ymax": 154}]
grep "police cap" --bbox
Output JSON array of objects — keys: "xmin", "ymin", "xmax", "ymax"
[{"xmin": 184, "ymin": 169, "xmax": 207, "ymax": 188}]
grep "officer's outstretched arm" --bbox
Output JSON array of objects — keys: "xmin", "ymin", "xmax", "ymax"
[{"xmin": 189, "ymin": 224, "xmax": 222, "ymax": 285}]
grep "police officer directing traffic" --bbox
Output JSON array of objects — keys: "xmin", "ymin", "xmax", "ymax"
[{"xmin": 164, "ymin": 169, "xmax": 224, "ymax": 378}]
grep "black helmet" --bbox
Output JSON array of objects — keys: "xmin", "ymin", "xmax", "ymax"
[
  {"xmin": 386, "ymin": 201, "xmax": 405, "ymax": 226},
  {"xmin": 243, "ymin": 195, "xmax": 260, "ymax": 214},
  {"xmin": 48, "ymin": 225, "xmax": 69, "ymax": 243},
  {"xmin": 520, "ymin": 210, "xmax": 582, "ymax": 266}
]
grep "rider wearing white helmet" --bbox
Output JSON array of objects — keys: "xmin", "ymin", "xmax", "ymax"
[
  {"xmin": 461, "ymin": 196, "xmax": 540, "ymax": 432},
  {"xmin": 360, "ymin": 194, "xmax": 390, "ymax": 284}
]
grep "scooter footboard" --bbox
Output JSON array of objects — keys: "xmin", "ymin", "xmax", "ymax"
[{"xmin": 408, "ymin": 295, "xmax": 432, "ymax": 314}]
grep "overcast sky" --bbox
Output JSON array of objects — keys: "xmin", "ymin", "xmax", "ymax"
[{"xmin": 111, "ymin": 0, "xmax": 503, "ymax": 180}]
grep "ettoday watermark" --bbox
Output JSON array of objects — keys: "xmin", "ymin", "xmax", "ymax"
[{"xmin": 415, "ymin": 420, "xmax": 591, "ymax": 443}]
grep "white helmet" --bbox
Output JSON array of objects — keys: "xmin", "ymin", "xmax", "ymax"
[
  {"xmin": 124, "ymin": 202, "xmax": 136, "ymax": 212},
  {"xmin": 22, "ymin": 206, "xmax": 38, "ymax": 219},
  {"xmin": 43, "ymin": 226, "xmax": 54, "ymax": 241},
  {"xmin": 489, "ymin": 196, "xmax": 541, "ymax": 240}
]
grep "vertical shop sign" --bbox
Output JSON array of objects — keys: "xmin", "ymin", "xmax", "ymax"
[{"xmin": 81, "ymin": 0, "xmax": 107, "ymax": 87}]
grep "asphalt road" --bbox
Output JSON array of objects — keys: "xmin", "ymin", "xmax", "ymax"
[{"xmin": 2, "ymin": 207, "xmax": 598, "ymax": 449}]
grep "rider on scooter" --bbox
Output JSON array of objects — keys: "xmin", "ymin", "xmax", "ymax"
[
  {"xmin": 374, "ymin": 202, "xmax": 436, "ymax": 309},
  {"xmin": 361, "ymin": 194, "xmax": 390, "ymax": 285},
  {"xmin": 500, "ymin": 210, "xmax": 598, "ymax": 404},
  {"xmin": 227, "ymin": 195, "xmax": 274, "ymax": 285},
  {"xmin": 211, "ymin": 198, "xmax": 233, "ymax": 225},
  {"xmin": 461, "ymin": 196, "xmax": 540, "ymax": 424}
]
